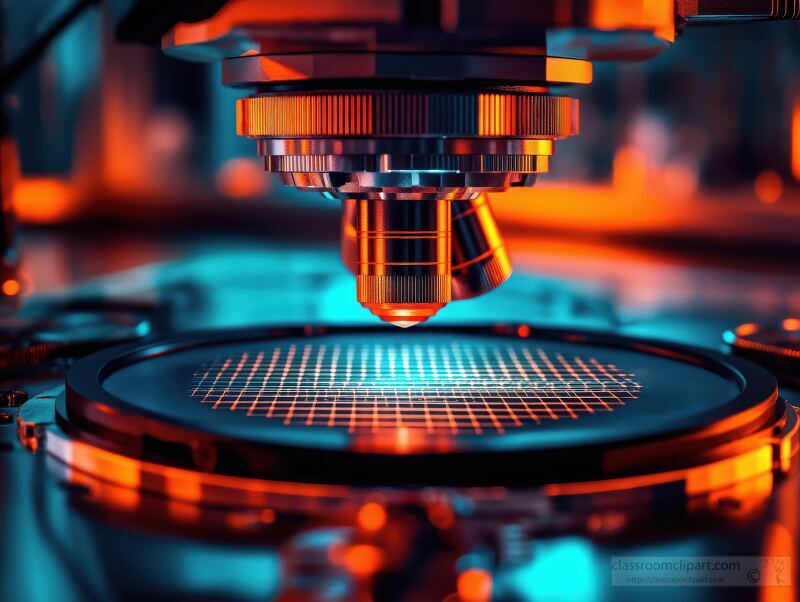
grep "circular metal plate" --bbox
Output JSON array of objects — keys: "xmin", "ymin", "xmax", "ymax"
[{"xmin": 61, "ymin": 326, "xmax": 780, "ymax": 486}]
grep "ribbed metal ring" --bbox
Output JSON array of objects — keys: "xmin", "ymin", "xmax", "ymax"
[
  {"xmin": 265, "ymin": 154, "xmax": 549, "ymax": 174},
  {"xmin": 257, "ymin": 138, "xmax": 554, "ymax": 156},
  {"xmin": 357, "ymin": 275, "xmax": 451, "ymax": 304},
  {"xmin": 237, "ymin": 91, "xmax": 578, "ymax": 139},
  {"xmin": 280, "ymin": 172, "xmax": 534, "ymax": 196}
]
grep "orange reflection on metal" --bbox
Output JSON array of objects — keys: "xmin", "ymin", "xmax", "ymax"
[
  {"xmin": 353, "ymin": 427, "xmax": 456, "ymax": 454},
  {"xmin": 457, "ymin": 568, "xmax": 492, "ymax": 602},
  {"xmin": 685, "ymin": 445, "xmax": 773, "ymax": 496},
  {"xmin": 754, "ymin": 170, "xmax": 784, "ymax": 204},
  {"xmin": 477, "ymin": 93, "xmax": 580, "ymax": 137},
  {"xmin": 779, "ymin": 437, "xmax": 793, "ymax": 474},
  {"xmin": 12, "ymin": 177, "xmax": 76, "ymax": 224},
  {"xmin": 547, "ymin": 467, "xmax": 686, "ymax": 496},
  {"xmin": 46, "ymin": 429, "xmax": 355, "ymax": 511},
  {"xmin": 163, "ymin": 466, "xmax": 203, "ymax": 503},
  {"xmin": 590, "ymin": 0, "xmax": 675, "ymax": 42},
  {"xmin": 57, "ymin": 438, "xmax": 141, "ymax": 511},
  {"xmin": 545, "ymin": 57, "xmax": 593, "ymax": 85},
  {"xmin": 356, "ymin": 198, "xmax": 451, "ymax": 327},
  {"xmin": 546, "ymin": 443, "xmax": 777, "ymax": 499},
  {"xmin": 167, "ymin": 0, "xmax": 400, "ymax": 50},
  {"xmin": 691, "ymin": 471, "xmax": 774, "ymax": 518},
  {"xmin": 357, "ymin": 502, "xmax": 387, "ymax": 532},
  {"xmin": 1, "ymin": 279, "xmax": 21, "ymax": 296},
  {"xmin": 69, "ymin": 471, "xmax": 141, "ymax": 512}
]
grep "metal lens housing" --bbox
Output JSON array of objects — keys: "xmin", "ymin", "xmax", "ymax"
[{"xmin": 237, "ymin": 88, "xmax": 580, "ymax": 325}]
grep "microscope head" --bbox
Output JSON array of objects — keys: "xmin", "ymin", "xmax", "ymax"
[{"xmin": 150, "ymin": 0, "xmax": 794, "ymax": 324}]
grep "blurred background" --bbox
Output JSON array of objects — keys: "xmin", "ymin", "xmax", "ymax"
[{"xmin": 2, "ymin": 2, "xmax": 799, "ymax": 349}]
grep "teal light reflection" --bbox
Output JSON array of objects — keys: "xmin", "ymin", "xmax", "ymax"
[{"xmin": 501, "ymin": 537, "xmax": 601, "ymax": 602}]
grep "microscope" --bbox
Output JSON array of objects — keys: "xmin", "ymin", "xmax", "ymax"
[{"xmin": 3, "ymin": 0, "xmax": 798, "ymax": 325}]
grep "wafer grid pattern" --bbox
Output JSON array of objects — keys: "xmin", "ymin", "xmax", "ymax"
[{"xmin": 190, "ymin": 342, "xmax": 640, "ymax": 435}]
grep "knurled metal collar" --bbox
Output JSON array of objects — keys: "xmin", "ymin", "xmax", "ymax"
[
  {"xmin": 265, "ymin": 154, "xmax": 549, "ymax": 174},
  {"xmin": 357, "ymin": 274, "xmax": 451, "ymax": 304},
  {"xmin": 236, "ymin": 91, "xmax": 579, "ymax": 139}
]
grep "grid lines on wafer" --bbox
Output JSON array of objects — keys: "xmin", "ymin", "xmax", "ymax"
[{"xmin": 190, "ymin": 341, "xmax": 640, "ymax": 435}]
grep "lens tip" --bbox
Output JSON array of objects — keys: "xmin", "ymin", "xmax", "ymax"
[
  {"xmin": 361, "ymin": 302, "xmax": 443, "ymax": 327},
  {"xmin": 389, "ymin": 320, "xmax": 422, "ymax": 329}
]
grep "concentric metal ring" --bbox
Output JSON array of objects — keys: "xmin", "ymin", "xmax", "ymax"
[
  {"xmin": 237, "ymin": 91, "xmax": 579, "ymax": 139},
  {"xmin": 266, "ymin": 154, "xmax": 549, "ymax": 174},
  {"xmin": 257, "ymin": 138, "xmax": 554, "ymax": 156}
]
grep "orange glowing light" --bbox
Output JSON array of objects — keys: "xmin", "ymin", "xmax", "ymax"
[
  {"xmin": 782, "ymin": 318, "xmax": 800, "ymax": 332},
  {"xmin": 754, "ymin": 170, "xmax": 784, "ymax": 204},
  {"xmin": 780, "ymin": 437, "xmax": 793, "ymax": 474},
  {"xmin": 457, "ymin": 569, "xmax": 492, "ymax": 602},
  {"xmin": 737, "ymin": 323, "xmax": 759, "ymax": 336},
  {"xmin": 685, "ymin": 445, "xmax": 772, "ymax": 497},
  {"xmin": 163, "ymin": 467, "xmax": 202, "ymax": 503},
  {"xmin": 343, "ymin": 544, "xmax": 386, "ymax": 577},
  {"xmin": 12, "ymin": 177, "xmax": 75, "ymax": 224},
  {"xmin": 517, "ymin": 324, "xmax": 531, "ymax": 338},
  {"xmin": 792, "ymin": 98, "xmax": 800, "ymax": 182},
  {"xmin": 357, "ymin": 502, "xmax": 387, "ymax": 532},
  {"xmin": 545, "ymin": 57, "xmax": 593, "ymax": 85},
  {"xmin": 1, "ymin": 279, "xmax": 21, "ymax": 296},
  {"xmin": 215, "ymin": 158, "xmax": 267, "ymax": 199}
]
